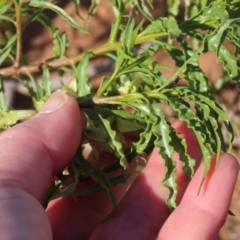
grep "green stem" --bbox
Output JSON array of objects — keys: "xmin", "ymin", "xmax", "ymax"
[
  {"xmin": 13, "ymin": 0, "xmax": 22, "ymax": 69},
  {"xmin": 0, "ymin": 31, "xmax": 168, "ymax": 77},
  {"xmin": 95, "ymin": 32, "xmax": 169, "ymax": 97},
  {"xmin": 92, "ymin": 94, "xmax": 133, "ymax": 104}
]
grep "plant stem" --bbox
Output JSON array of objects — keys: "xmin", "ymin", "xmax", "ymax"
[
  {"xmin": 92, "ymin": 94, "xmax": 134, "ymax": 104},
  {"xmin": 13, "ymin": 0, "xmax": 22, "ymax": 69},
  {"xmin": 95, "ymin": 32, "xmax": 169, "ymax": 97},
  {"xmin": 0, "ymin": 31, "xmax": 168, "ymax": 78}
]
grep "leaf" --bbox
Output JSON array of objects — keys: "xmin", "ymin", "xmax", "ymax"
[
  {"xmin": 0, "ymin": 3, "xmax": 10, "ymax": 16},
  {"xmin": 166, "ymin": 95, "xmax": 211, "ymax": 187},
  {"xmin": 0, "ymin": 0, "xmax": 7, "ymax": 8},
  {"xmin": 75, "ymin": 52, "xmax": 91, "ymax": 97},
  {"xmin": 135, "ymin": 0, "xmax": 154, "ymax": 21},
  {"xmin": 206, "ymin": 19, "xmax": 236, "ymax": 56},
  {"xmin": 151, "ymin": 102, "xmax": 177, "ymax": 210},
  {"xmin": 70, "ymin": 0, "xmax": 82, "ymax": 19},
  {"xmin": 176, "ymin": 87, "xmax": 234, "ymax": 152},
  {"xmin": 49, "ymin": 161, "xmax": 80, "ymax": 200},
  {"xmin": 53, "ymin": 30, "xmax": 68, "ymax": 57},
  {"xmin": 0, "ymin": 14, "xmax": 15, "ymax": 24},
  {"xmin": 83, "ymin": 122, "xmax": 113, "ymax": 153},
  {"xmin": 71, "ymin": 149, "xmax": 116, "ymax": 207},
  {"xmin": 29, "ymin": 0, "xmax": 88, "ymax": 33},
  {"xmin": 121, "ymin": 18, "xmax": 143, "ymax": 55},
  {"xmin": 115, "ymin": 103, "xmax": 154, "ymax": 158},
  {"xmin": 27, "ymin": 74, "xmax": 42, "ymax": 101},
  {"xmin": 139, "ymin": 17, "xmax": 181, "ymax": 37},
  {"xmin": 154, "ymin": 40, "xmax": 185, "ymax": 68},
  {"xmin": 86, "ymin": 0, "xmax": 100, "ymax": 23},
  {"xmin": 168, "ymin": 0, "xmax": 180, "ymax": 16},
  {"xmin": 25, "ymin": 11, "xmax": 55, "ymax": 32},
  {"xmin": 200, "ymin": 1, "xmax": 229, "ymax": 24},
  {"xmin": 216, "ymin": 45, "xmax": 240, "ymax": 88},
  {"xmin": 0, "ymin": 110, "xmax": 36, "ymax": 130},
  {"xmin": 196, "ymin": 105, "xmax": 222, "ymax": 162},
  {"xmin": 169, "ymin": 127, "xmax": 195, "ymax": 179},
  {"xmin": 42, "ymin": 67, "xmax": 52, "ymax": 96},
  {"xmin": 227, "ymin": 21, "xmax": 240, "ymax": 48},
  {"xmin": 0, "ymin": 77, "xmax": 7, "ymax": 111},
  {"xmin": 0, "ymin": 34, "xmax": 17, "ymax": 65},
  {"xmin": 176, "ymin": 37, "xmax": 209, "ymax": 92},
  {"xmin": 82, "ymin": 109, "xmax": 128, "ymax": 170}
]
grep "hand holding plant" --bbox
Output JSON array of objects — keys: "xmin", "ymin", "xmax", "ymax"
[
  {"xmin": 0, "ymin": 0, "xmax": 240, "ymax": 230},
  {"xmin": 0, "ymin": 93, "xmax": 238, "ymax": 240}
]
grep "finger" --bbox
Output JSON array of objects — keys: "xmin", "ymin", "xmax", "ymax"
[
  {"xmin": 158, "ymin": 153, "xmax": 239, "ymax": 240},
  {"xmin": 0, "ymin": 91, "xmax": 82, "ymax": 200},
  {"xmin": 89, "ymin": 121, "xmax": 202, "ymax": 240},
  {"xmin": 0, "ymin": 92, "xmax": 82, "ymax": 240}
]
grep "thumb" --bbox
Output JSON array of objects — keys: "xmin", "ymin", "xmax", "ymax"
[{"xmin": 0, "ymin": 91, "xmax": 82, "ymax": 200}]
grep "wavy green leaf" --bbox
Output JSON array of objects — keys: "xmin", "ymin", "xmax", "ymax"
[
  {"xmin": 207, "ymin": 19, "xmax": 238, "ymax": 56},
  {"xmin": 169, "ymin": 127, "xmax": 195, "ymax": 179},
  {"xmin": 176, "ymin": 87, "xmax": 234, "ymax": 152},
  {"xmin": 166, "ymin": 95, "xmax": 211, "ymax": 185},
  {"xmin": 195, "ymin": 104, "xmax": 222, "ymax": 162},
  {"xmin": 217, "ymin": 46, "xmax": 240, "ymax": 88},
  {"xmin": 83, "ymin": 109, "xmax": 128, "ymax": 170},
  {"xmin": 202, "ymin": 2, "xmax": 229, "ymax": 22},
  {"xmin": 227, "ymin": 21, "xmax": 240, "ymax": 48},
  {"xmin": 150, "ymin": 102, "xmax": 177, "ymax": 210},
  {"xmin": 173, "ymin": 37, "xmax": 209, "ymax": 92},
  {"xmin": 124, "ymin": 103, "xmax": 154, "ymax": 157}
]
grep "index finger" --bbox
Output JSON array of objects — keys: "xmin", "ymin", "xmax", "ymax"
[{"xmin": 158, "ymin": 153, "xmax": 239, "ymax": 240}]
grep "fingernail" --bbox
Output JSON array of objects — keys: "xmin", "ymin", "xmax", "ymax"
[{"xmin": 39, "ymin": 91, "xmax": 69, "ymax": 114}]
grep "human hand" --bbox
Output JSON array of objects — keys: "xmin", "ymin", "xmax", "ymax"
[{"xmin": 0, "ymin": 92, "xmax": 238, "ymax": 240}]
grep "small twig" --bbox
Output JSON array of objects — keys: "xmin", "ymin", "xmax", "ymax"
[
  {"xmin": 0, "ymin": 32, "xmax": 168, "ymax": 78},
  {"xmin": 13, "ymin": 0, "xmax": 22, "ymax": 69}
]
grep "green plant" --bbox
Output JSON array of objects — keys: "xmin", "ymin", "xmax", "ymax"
[{"xmin": 0, "ymin": 0, "xmax": 239, "ymax": 210}]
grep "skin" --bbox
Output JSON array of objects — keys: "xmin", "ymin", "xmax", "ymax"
[{"xmin": 0, "ymin": 92, "xmax": 238, "ymax": 240}]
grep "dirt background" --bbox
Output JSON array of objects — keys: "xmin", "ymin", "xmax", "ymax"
[{"xmin": 3, "ymin": 0, "xmax": 240, "ymax": 239}]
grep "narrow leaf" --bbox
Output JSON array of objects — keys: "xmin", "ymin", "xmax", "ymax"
[
  {"xmin": 83, "ymin": 109, "xmax": 128, "ymax": 170},
  {"xmin": 0, "ymin": 77, "xmax": 7, "ymax": 111},
  {"xmin": 0, "ymin": 34, "xmax": 17, "ymax": 65},
  {"xmin": 166, "ymin": 95, "xmax": 211, "ymax": 188},
  {"xmin": 29, "ymin": 0, "xmax": 88, "ymax": 33},
  {"xmin": 151, "ymin": 102, "xmax": 177, "ymax": 210},
  {"xmin": 75, "ymin": 52, "xmax": 91, "ymax": 97},
  {"xmin": 42, "ymin": 67, "xmax": 52, "ymax": 96}
]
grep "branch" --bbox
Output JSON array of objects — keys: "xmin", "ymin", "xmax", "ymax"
[
  {"xmin": 0, "ymin": 33, "xmax": 168, "ymax": 78},
  {"xmin": 13, "ymin": 0, "xmax": 22, "ymax": 69}
]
